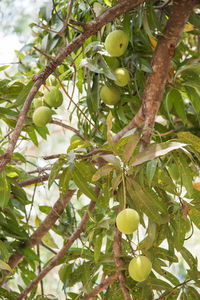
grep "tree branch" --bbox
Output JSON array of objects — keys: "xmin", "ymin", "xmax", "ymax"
[
  {"xmin": 0, "ymin": 0, "xmax": 149, "ymax": 175},
  {"xmin": 0, "ymin": 190, "xmax": 75, "ymax": 286},
  {"xmin": 140, "ymin": 0, "xmax": 198, "ymax": 150},
  {"xmin": 15, "ymin": 188, "xmax": 99, "ymax": 299},
  {"xmin": 18, "ymin": 173, "xmax": 56, "ymax": 187},
  {"xmin": 82, "ymin": 272, "xmax": 119, "ymax": 300},
  {"xmin": 113, "ymin": 227, "xmax": 131, "ymax": 300}
]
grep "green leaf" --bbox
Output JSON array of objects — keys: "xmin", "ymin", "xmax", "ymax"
[
  {"xmin": 187, "ymin": 286, "xmax": 200, "ymax": 299},
  {"xmin": 74, "ymin": 161, "xmax": 96, "ymax": 183},
  {"xmin": 180, "ymin": 247, "xmax": 197, "ymax": 270},
  {"xmin": 48, "ymin": 157, "xmax": 66, "ymax": 189},
  {"xmin": 0, "ymin": 240, "xmax": 9, "ymax": 262},
  {"xmin": 150, "ymin": 277, "xmax": 172, "ymax": 291},
  {"xmin": 106, "ymin": 111, "xmax": 118, "ymax": 154},
  {"xmin": 26, "ymin": 127, "xmax": 38, "ymax": 146},
  {"xmin": 71, "ymin": 166, "xmax": 98, "ymax": 202},
  {"xmin": 94, "ymin": 235, "xmax": 103, "ymax": 264},
  {"xmin": 59, "ymin": 167, "xmax": 71, "ymax": 194},
  {"xmin": 189, "ymin": 207, "xmax": 200, "ymax": 229},
  {"xmin": 10, "ymin": 80, "xmax": 34, "ymax": 107},
  {"xmin": 130, "ymin": 141, "xmax": 187, "ymax": 166},
  {"xmin": 172, "ymin": 90, "xmax": 187, "ymax": 123},
  {"xmin": 178, "ymin": 132, "xmax": 200, "ymax": 153},
  {"xmin": 21, "ymin": 247, "xmax": 40, "ymax": 262},
  {"xmin": 0, "ymin": 107, "xmax": 18, "ymax": 116},
  {"xmin": 0, "ymin": 65, "xmax": 9, "ymax": 71},
  {"xmin": 146, "ymin": 158, "xmax": 158, "ymax": 186},
  {"xmin": 123, "ymin": 130, "xmax": 140, "ymax": 163},
  {"xmin": 158, "ymin": 269, "xmax": 180, "ymax": 286},
  {"xmin": 0, "ymin": 287, "xmax": 18, "ymax": 299},
  {"xmin": 177, "ymin": 154, "xmax": 193, "ymax": 197},
  {"xmin": 126, "ymin": 178, "xmax": 164, "ymax": 224},
  {"xmin": 104, "ymin": 0, "xmax": 111, "ymax": 7},
  {"xmin": 153, "ymin": 247, "xmax": 178, "ymax": 263},
  {"xmin": 180, "ymin": 292, "xmax": 188, "ymax": 300},
  {"xmin": 173, "ymin": 212, "xmax": 188, "ymax": 251},
  {"xmin": 92, "ymin": 164, "xmax": 114, "ymax": 181},
  {"xmin": 185, "ymin": 86, "xmax": 200, "ymax": 113},
  {"xmin": 0, "ymin": 172, "xmax": 10, "ymax": 209},
  {"xmin": 0, "ymin": 259, "xmax": 13, "ymax": 273}
]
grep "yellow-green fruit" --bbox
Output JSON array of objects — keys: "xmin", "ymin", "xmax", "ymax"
[
  {"xmin": 33, "ymin": 98, "xmax": 46, "ymax": 109},
  {"xmin": 114, "ymin": 68, "xmax": 130, "ymax": 87},
  {"xmin": 44, "ymin": 88, "xmax": 63, "ymax": 108},
  {"xmin": 105, "ymin": 30, "xmax": 129, "ymax": 57},
  {"xmin": 70, "ymin": 134, "xmax": 83, "ymax": 144},
  {"xmin": 116, "ymin": 208, "xmax": 140, "ymax": 234},
  {"xmin": 128, "ymin": 256, "xmax": 152, "ymax": 282},
  {"xmin": 104, "ymin": 56, "xmax": 120, "ymax": 70},
  {"xmin": 100, "ymin": 85, "xmax": 120, "ymax": 105},
  {"xmin": 32, "ymin": 106, "xmax": 52, "ymax": 127}
]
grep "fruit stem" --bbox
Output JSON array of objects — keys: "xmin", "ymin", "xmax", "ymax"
[{"xmin": 122, "ymin": 165, "xmax": 126, "ymax": 210}]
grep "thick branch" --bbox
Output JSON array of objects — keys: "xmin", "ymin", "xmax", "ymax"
[
  {"xmin": 113, "ymin": 107, "xmax": 144, "ymax": 143},
  {"xmin": 82, "ymin": 272, "xmax": 119, "ymax": 300},
  {"xmin": 0, "ymin": 0, "xmax": 149, "ymax": 175},
  {"xmin": 113, "ymin": 227, "xmax": 131, "ymax": 300},
  {"xmin": 15, "ymin": 192, "xmax": 99, "ymax": 299},
  {"xmin": 140, "ymin": 0, "xmax": 198, "ymax": 150},
  {"xmin": 0, "ymin": 190, "xmax": 75, "ymax": 286},
  {"xmin": 19, "ymin": 173, "xmax": 53, "ymax": 187}
]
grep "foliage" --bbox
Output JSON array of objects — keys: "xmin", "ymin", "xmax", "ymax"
[{"xmin": 0, "ymin": 0, "xmax": 200, "ymax": 299}]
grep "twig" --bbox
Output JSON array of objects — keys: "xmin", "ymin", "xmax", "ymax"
[
  {"xmin": 0, "ymin": 190, "xmax": 75, "ymax": 286},
  {"xmin": 81, "ymin": 272, "xmax": 119, "ymax": 300},
  {"xmin": 40, "ymin": 241, "xmax": 57, "ymax": 255},
  {"xmin": 18, "ymin": 174, "xmax": 54, "ymax": 187},
  {"xmin": 37, "ymin": 245, "xmax": 44, "ymax": 296},
  {"xmin": 53, "ymin": 71, "xmax": 102, "ymax": 134},
  {"xmin": 15, "ymin": 197, "xmax": 98, "ymax": 300},
  {"xmin": 52, "ymin": 0, "xmax": 64, "ymax": 22},
  {"xmin": 155, "ymin": 279, "xmax": 191, "ymax": 299},
  {"xmin": 153, "ymin": 0, "xmax": 171, "ymax": 9},
  {"xmin": 50, "ymin": 119, "xmax": 86, "ymax": 139}
]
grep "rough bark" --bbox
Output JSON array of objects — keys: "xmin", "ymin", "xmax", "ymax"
[
  {"xmin": 140, "ymin": 0, "xmax": 198, "ymax": 150},
  {"xmin": 113, "ymin": 227, "xmax": 131, "ymax": 300}
]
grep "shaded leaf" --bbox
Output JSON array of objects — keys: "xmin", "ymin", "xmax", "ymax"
[
  {"xmin": 131, "ymin": 141, "xmax": 186, "ymax": 167},
  {"xmin": 0, "ymin": 259, "xmax": 13, "ymax": 273},
  {"xmin": 92, "ymin": 164, "xmax": 114, "ymax": 181},
  {"xmin": 123, "ymin": 130, "xmax": 140, "ymax": 163},
  {"xmin": 94, "ymin": 235, "xmax": 103, "ymax": 264}
]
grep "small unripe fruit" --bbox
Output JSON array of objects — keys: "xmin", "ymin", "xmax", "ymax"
[
  {"xmin": 32, "ymin": 106, "xmax": 52, "ymax": 127},
  {"xmin": 100, "ymin": 85, "xmax": 120, "ymax": 105},
  {"xmin": 128, "ymin": 256, "xmax": 152, "ymax": 282},
  {"xmin": 114, "ymin": 68, "xmax": 130, "ymax": 87},
  {"xmin": 105, "ymin": 30, "xmax": 129, "ymax": 57},
  {"xmin": 44, "ymin": 88, "xmax": 63, "ymax": 108},
  {"xmin": 116, "ymin": 208, "xmax": 139, "ymax": 234}
]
